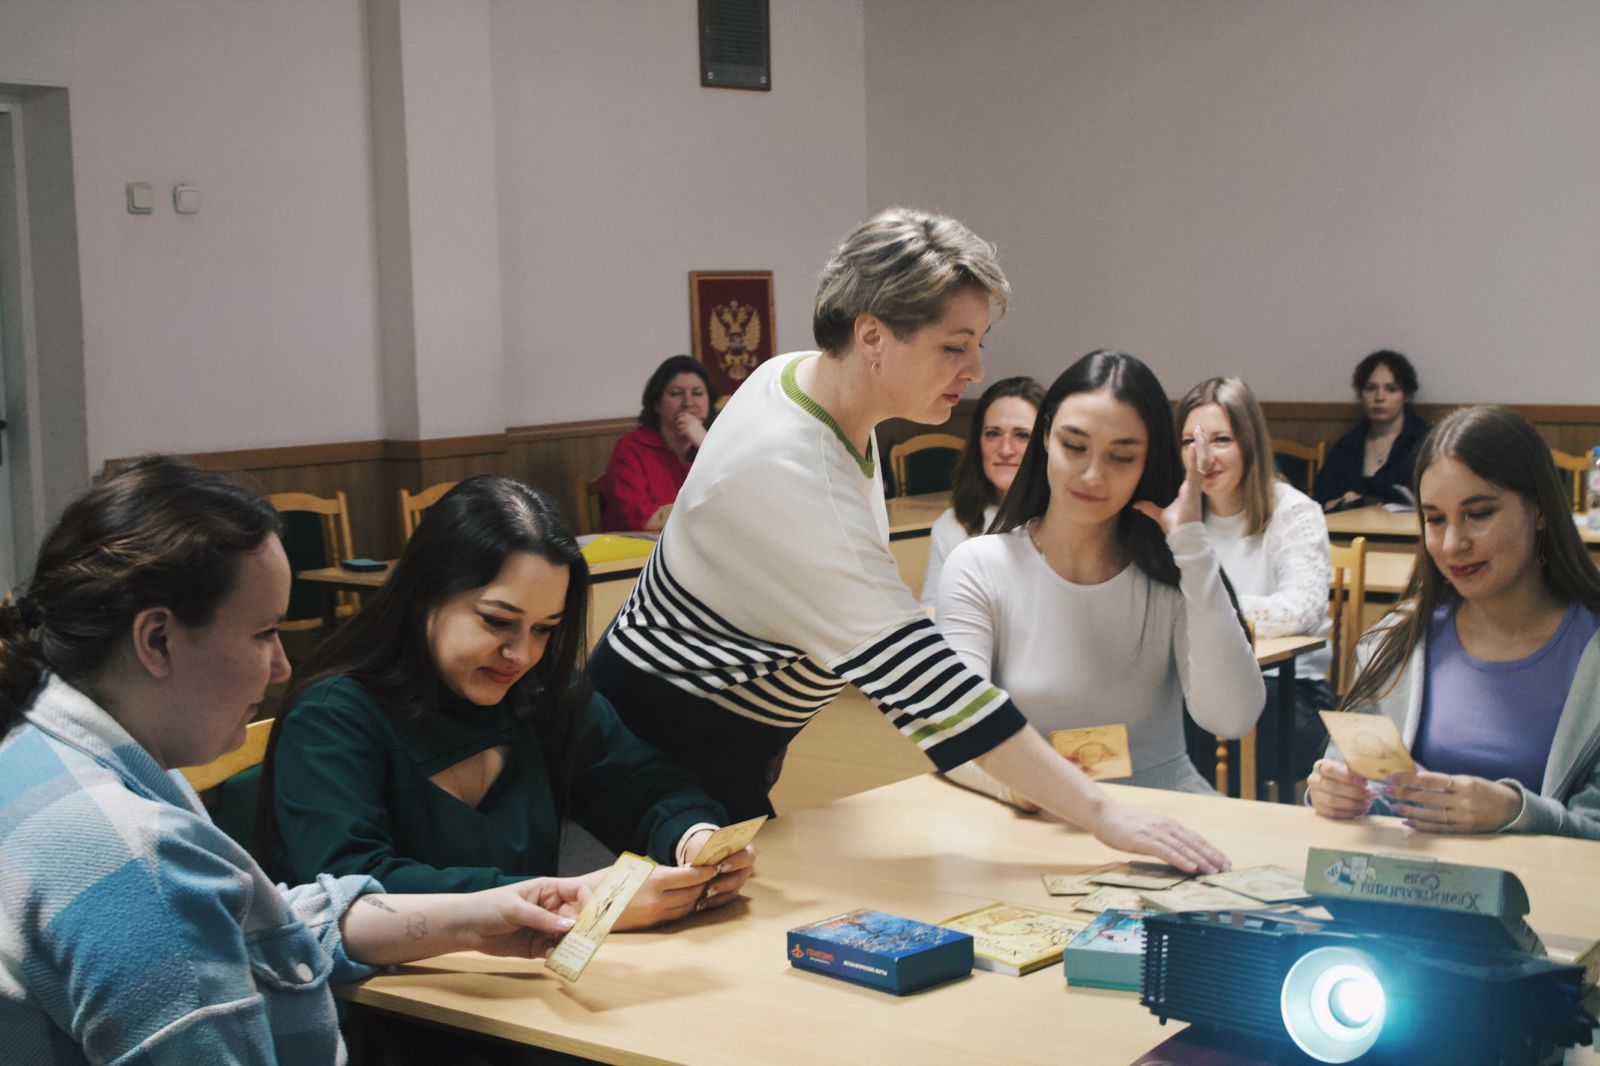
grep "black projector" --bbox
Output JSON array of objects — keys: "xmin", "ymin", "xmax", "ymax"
[{"xmin": 1140, "ymin": 909, "xmax": 1592, "ymax": 1066}]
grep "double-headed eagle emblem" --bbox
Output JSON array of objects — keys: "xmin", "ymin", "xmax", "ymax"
[{"xmin": 708, "ymin": 300, "xmax": 763, "ymax": 380}]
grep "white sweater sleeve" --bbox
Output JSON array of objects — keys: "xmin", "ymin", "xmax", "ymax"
[
  {"xmin": 1240, "ymin": 490, "xmax": 1333, "ymax": 638},
  {"xmin": 1170, "ymin": 523, "xmax": 1268, "ymax": 738}
]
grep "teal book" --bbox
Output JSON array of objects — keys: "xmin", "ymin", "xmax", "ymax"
[
  {"xmin": 787, "ymin": 909, "xmax": 973, "ymax": 995},
  {"xmin": 1063, "ymin": 908, "xmax": 1150, "ymax": 991}
]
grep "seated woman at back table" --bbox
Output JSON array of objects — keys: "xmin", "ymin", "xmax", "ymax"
[
  {"xmin": 602, "ymin": 354, "xmax": 717, "ymax": 531},
  {"xmin": 1308, "ymin": 406, "xmax": 1600, "ymax": 838},
  {"xmin": 920, "ymin": 375, "xmax": 1042, "ymax": 608},
  {"xmin": 589, "ymin": 208, "xmax": 1231, "ymax": 874},
  {"xmin": 1313, "ymin": 349, "xmax": 1430, "ymax": 512},
  {"xmin": 935, "ymin": 351, "xmax": 1264, "ymax": 804},
  {"xmin": 1178, "ymin": 376, "xmax": 1334, "ymax": 786},
  {"xmin": 259, "ymin": 475, "xmax": 754, "ymax": 928},
  {"xmin": 0, "ymin": 458, "xmax": 590, "ymax": 1064}
]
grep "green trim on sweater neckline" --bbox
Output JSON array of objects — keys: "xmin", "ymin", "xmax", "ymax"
[{"xmin": 781, "ymin": 356, "xmax": 875, "ymax": 478}]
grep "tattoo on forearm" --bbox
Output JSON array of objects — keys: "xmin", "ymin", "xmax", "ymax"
[
  {"xmin": 407, "ymin": 914, "xmax": 428, "ymax": 940},
  {"xmin": 361, "ymin": 895, "xmax": 399, "ymax": 913}
]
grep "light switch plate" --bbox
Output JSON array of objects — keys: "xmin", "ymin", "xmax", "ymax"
[
  {"xmin": 126, "ymin": 182, "xmax": 153, "ymax": 214},
  {"xmin": 173, "ymin": 184, "xmax": 202, "ymax": 214}
]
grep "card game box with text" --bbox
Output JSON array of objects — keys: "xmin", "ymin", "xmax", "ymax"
[{"xmin": 787, "ymin": 909, "xmax": 973, "ymax": 995}]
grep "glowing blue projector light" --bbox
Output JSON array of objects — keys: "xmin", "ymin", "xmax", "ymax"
[{"xmin": 1280, "ymin": 946, "xmax": 1387, "ymax": 1063}]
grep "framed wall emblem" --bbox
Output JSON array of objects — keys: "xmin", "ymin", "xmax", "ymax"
[{"xmin": 689, "ymin": 270, "xmax": 776, "ymax": 397}]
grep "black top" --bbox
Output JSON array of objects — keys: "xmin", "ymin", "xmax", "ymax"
[{"xmin": 1313, "ymin": 408, "xmax": 1431, "ymax": 508}]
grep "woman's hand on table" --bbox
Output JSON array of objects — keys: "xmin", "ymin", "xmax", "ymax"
[
  {"xmin": 596, "ymin": 846, "xmax": 757, "ymax": 930},
  {"xmin": 1091, "ymin": 803, "xmax": 1230, "ymax": 874},
  {"xmin": 1306, "ymin": 758, "xmax": 1373, "ymax": 820},
  {"xmin": 1323, "ymin": 491, "xmax": 1362, "ymax": 513},
  {"xmin": 1381, "ymin": 769, "xmax": 1521, "ymax": 835},
  {"xmin": 1133, "ymin": 424, "xmax": 1207, "ymax": 534}
]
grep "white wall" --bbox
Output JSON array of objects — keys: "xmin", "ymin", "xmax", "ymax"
[
  {"xmin": 0, "ymin": 0, "xmax": 384, "ymax": 465},
  {"xmin": 864, "ymin": 0, "xmax": 1600, "ymax": 404},
  {"xmin": 492, "ymin": 0, "xmax": 868, "ymax": 424}
]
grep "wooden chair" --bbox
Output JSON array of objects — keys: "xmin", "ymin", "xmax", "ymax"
[
  {"xmin": 1551, "ymin": 448, "xmax": 1588, "ymax": 514},
  {"xmin": 177, "ymin": 717, "xmax": 276, "ymax": 848},
  {"xmin": 399, "ymin": 479, "xmax": 458, "ymax": 542},
  {"xmin": 1328, "ymin": 536, "xmax": 1368, "ymax": 695},
  {"xmin": 178, "ymin": 718, "xmax": 276, "ymax": 793},
  {"xmin": 1271, "ymin": 439, "xmax": 1325, "ymax": 495},
  {"xmin": 575, "ymin": 474, "xmax": 605, "ymax": 534},
  {"xmin": 889, "ymin": 433, "xmax": 963, "ymax": 497},
  {"xmin": 267, "ymin": 490, "xmax": 359, "ymax": 633}
]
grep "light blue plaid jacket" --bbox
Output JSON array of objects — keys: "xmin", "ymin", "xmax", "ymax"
[{"xmin": 0, "ymin": 675, "xmax": 382, "ymax": 1065}]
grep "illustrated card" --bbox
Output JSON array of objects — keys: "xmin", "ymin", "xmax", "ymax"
[
  {"xmin": 1137, "ymin": 880, "xmax": 1260, "ymax": 913},
  {"xmin": 1041, "ymin": 862, "xmax": 1120, "ymax": 897},
  {"xmin": 1050, "ymin": 724, "xmax": 1133, "ymax": 781},
  {"xmin": 1087, "ymin": 861, "xmax": 1189, "ymax": 891},
  {"xmin": 1200, "ymin": 865, "xmax": 1311, "ymax": 903},
  {"xmin": 939, "ymin": 902, "xmax": 1089, "ymax": 973},
  {"xmin": 1319, "ymin": 711, "xmax": 1416, "ymax": 780},
  {"xmin": 689, "ymin": 815, "xmax": 767, "ymax": 867},
  {"xmin": 544, "ymin": 852, "xmax": 656, "ymax": 982},
  {"xmin": 1074, "ymin": 886, "xmax": 1146, "ymax": 914}
]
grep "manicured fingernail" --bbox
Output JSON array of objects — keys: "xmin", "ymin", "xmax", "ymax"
[
  {"xmin": 717, "ymin": 862, "xmax": 729, "ymax": 874},
  {"xmin": 703, "ymin": 886, "xmax": 720, "ymax": 901},
  {"xmin": 694, "ymin": 900, "xmax": 706, "ymax": 912}
]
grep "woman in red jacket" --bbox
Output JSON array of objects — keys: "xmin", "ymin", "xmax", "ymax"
[{"xmin": 601, "ymin": 355, "xmax": 718, "ymax": 531}]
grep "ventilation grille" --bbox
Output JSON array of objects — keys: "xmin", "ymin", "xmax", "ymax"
[{"xmin": 700, "ymin": 0, "xmax": 770, "ymax": 91}]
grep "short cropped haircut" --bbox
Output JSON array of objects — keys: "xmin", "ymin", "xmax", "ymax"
[{"xmin": 812, "ymin": 207, "xmax": 1010, "ymax": 355}]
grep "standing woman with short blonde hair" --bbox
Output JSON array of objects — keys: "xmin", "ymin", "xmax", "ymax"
[{"xmin": 589, "ymin": 208, "xmax": 1230, "ymax": 874}]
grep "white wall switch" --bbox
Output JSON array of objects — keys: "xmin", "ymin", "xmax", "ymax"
[
  {"xmin": 126, "ymin": 182, "xmax": 153, "ymax": 214},
  {"xmin": 173, "ymin": 184, "xmax": 202, "ymax": 214}
]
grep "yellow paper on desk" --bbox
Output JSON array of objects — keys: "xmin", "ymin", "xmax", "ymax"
[
  {"xmin": 689, "ymin": 815, "xmax": 766, "ymax": 866},
  {"xmin": 1050, "ymin": 724, "xmax": 1133, "ymax": 781},
  {"xmin": 1319, "ymin": 711, "xmax": 1416, "ymax": 780},
  {"xmin": 579, "ymin": 534, "xmax": 657, "ymax": 564},
  {"xmin": 545, "ymin": 852, "xmax": 655, "ymax": 982}
]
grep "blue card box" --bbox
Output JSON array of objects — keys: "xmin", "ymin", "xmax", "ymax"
[{"xmin": 787, "ymin": 908, "xmax": 973, "ymax": 995}]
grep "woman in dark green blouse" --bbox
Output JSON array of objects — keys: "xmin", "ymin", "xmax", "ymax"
[{"xmin": 257, "ymin": 476, "xmax": 755, "ymax": 928}]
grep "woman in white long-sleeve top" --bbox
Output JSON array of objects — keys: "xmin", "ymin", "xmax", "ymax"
[
  {"xmin": 590, "ymin": 209, "xmax": 1231, "ymax": 874},
  {"xmin": 937, "ymin": 351, "xmax": 1265, "ymax": 805},
  {"xmin": 1177, "ymin": 376, "xmax": 1334, "ymax": 786}
]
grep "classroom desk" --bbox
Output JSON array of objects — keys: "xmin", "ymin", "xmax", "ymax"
[
  {"xmin": 1251, "ymin": 634, "xmax": 1327, "ymax": 804},
  {"xmin": 1327, "ymin": 505, "xmax": 1600, "ymax": 548},
  {"xmin": 338, "ymin": 774, "xmax": 1600, "ymax": 1066}
]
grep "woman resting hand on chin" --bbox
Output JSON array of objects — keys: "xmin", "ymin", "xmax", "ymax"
[
  {"xmin": 0, "ymin": 459, "xmax": 592, "ymax": 1065},
  {"xmin": 1308, "ymin": 407, "xmax": 1600, "ymax": 838}
]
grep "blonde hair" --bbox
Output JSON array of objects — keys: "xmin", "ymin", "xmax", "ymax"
[
  {"xmin": 812, "ymin": 207, "xmax": 1009, "ymax": 355},
  {"xmin": 1176, "ymin": 376, "xmax": 1279, "ymax": 537}
]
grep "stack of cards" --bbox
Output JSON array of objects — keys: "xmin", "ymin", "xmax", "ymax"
[
  {"xmin": 1044, "ymin": 861, "xmax": 1314, "ymax": 915},
  {"xmin": 938, "ymin": 902, "xmax": 1089, "ymax": 976}
]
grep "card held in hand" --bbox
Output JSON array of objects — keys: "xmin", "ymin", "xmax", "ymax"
[
  {"xmin": 1049, "ymin": 724, "xmax": 1133, "ymax": 780},
  {"xmin": 544, "ymin": 852, "xmax": 656, "ymax": 982},
  {"xmin": 1319, "ymin": 710, "xmax": 1416, "ymax": 780},
  {"xmin": 689, "ymin": 815, "xmax": 766, "ymax": 867}
]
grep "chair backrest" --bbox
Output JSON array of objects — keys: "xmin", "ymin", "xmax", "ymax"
[
  {"xmin": 1328, "ymin": 536, "xmax": 1368, "ymax": 695},
  {"xmin": 1272, "ymin": 439, "xmax": 1326, "ymax": 496},
  {"xmin": 178, "ymin": 717, "xmax": 276, "ymax": 793},
  {"xmin": 266, "ymin": 490, "xmax": 358, "ymax": 632},
  {"xmin": 575, "ymin": 474, "xmax": 605, "ymax": 534},
  {"xmin": 1551, "ymin": 448, "xmax": 1587, "ymax": 513},
  {"xmin": 890, "ymin": 433, "xmax": 963, "ymax": 497},
  {"xmin": 399, "ymin": 480, "xmax": 459, "ymax": 543}
]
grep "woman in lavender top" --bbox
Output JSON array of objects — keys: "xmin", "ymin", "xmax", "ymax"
[{"xmin": 1308, "ymin": 407, "xmax": 1600, "ymax": 838}]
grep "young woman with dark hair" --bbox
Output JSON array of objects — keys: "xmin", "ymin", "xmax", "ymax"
[
  {"xmin": 259, "ymin": 475, "xmax": 753, "ymax": 927},
  {"xmin": 588, "ymin": 209, "xmax": 1230, "ymax": 874},
  {"xmin": 601, "ymin": 354, "xmax": 718, "ymax": 531},
  {"xmin": 0, "ymin": 458, "xmax": 588, "ymax": 1064},
  {"xmin": 1308, "ymin": 406, "xmax": 1600, "ymax": 838},
  {"xmin": 1313, "ymin": 349, "xmax": 1430, "ymax": 512},
  {"xmin": 936, "ymin": 352, "xmax": 1264, "ymax": 803},
  {"xmin": 919, "ymin": 375, "xmax": 1043, "ymax": 608}
]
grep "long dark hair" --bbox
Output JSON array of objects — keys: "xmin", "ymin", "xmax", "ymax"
[
  {"xmin": 638, "ymin": 355, "xmax": 717, "ymax": 431},
  {"xmin": 951, "ymin": 376, "xmax": 1043, "ymax": 537},
  {"xmin": 1342, "ymin": 405, "xmax": 1600, "ymax": 710},
  {"xmin": 254, "ymin": 475, "xmax": 591, "ymax": 859},
  {"xmin": 994, "ymin": 350, "xmax": 1183, "ymax": 587},
  {"xmin": 0, "ymin": 457, "xmax": 280, "ymax": 736}
]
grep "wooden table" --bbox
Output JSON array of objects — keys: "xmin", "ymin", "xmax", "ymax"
[
  {"xmin": 1250, "ymin": 634, "xmax": 1327, "ymax": 804},
  {"xmin": 1328, "ymin": 504, "xmax": 1600, "ymax": 547},
  {"xmin": 339, "ymin": 774, "xmax": 1600, "ymax": 1066}
]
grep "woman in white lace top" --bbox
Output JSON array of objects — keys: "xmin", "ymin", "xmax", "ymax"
[{"xmin": 1178, "ymin": 377, "xmax": 1334, "ymax": 786}]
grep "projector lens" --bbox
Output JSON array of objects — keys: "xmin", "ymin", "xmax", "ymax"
[{"xmin": 1281, "ymin": 947, "xmax": 1386, "ymax": 1063}]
